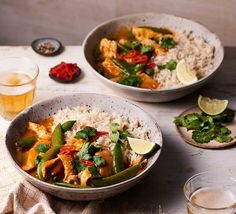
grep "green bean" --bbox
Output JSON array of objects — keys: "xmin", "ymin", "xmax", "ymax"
[
  {"xmin": 37, "ymin": 124, "xmax": 64, "ymax": 180},
  {"xmin": 15, "ymin": 136, "xmax": 36, "ymax": 149},
  {"xmin": 62, "ymin": 120, "xmax": 76, "ymax": 133},
  {"xmin": 51, "ymin": 123, "xmax": 64, "ymax": 147},
  {"xmin": 91, "ymin": 164, "xmax": 141, "ymax": 187},
  {"xmin": 111, "ymin": 58, "xmax": 132, "ymax": 74},
  {"xmin": 145, "ymin": 68, "xmax": 154, "ymax": 76},
  {"xmin": 117, "ymin": 43, "xmax": 130, "ymax": 52},
  {"xmin": 113, "ymin": 142, "xmax": 124, "ymax": 173},
  {"xmin": 134, "ymin": 64, "xmax": 145, "ymax": 72}
]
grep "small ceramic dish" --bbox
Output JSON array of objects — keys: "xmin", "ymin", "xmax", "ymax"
[
  {"xmin": 5, "ymin": 93, "xmax": 162, "ymax": 200},
  {"xmin": 31, "ymin": 38, "xmax": 63, "ymax": 56},
  {"xmin": 176, "ymin": 107, "xmax": 236, "ymax": 149}
]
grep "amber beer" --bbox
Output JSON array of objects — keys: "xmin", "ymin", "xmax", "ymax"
[
  {"xmin": 184, "ymin": 172, "xmax": 236, "ymax": 214},
  {"xmin": 187, "ymin": 187, "xmax": 236, "ymax": 214},
  {"xmin": 0, "ymin": 58, "xmax": 39, "ymax": 120}
]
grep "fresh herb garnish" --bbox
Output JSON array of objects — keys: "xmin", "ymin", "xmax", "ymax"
[
  {"xmin": 160, "ymin": 37, "xmax": 176, "ymax": 49},
  {"xmin": 93, "ymin": 155, "xmax": 106, "ymax": 167},
  {"xmin": 110, "ymin": 123, "xmax": 119, "ymax": 132},
  {"xmin": 75, "ymin": 126, "xmax": 97, "ymax": 141},
  {"xmin": 158, "ymin": 59, "xmax": 177, "ymax": 71},
  {"xmin": 88, "ymin": 166, "xmax": 101, "ymax": 178},
  {"xmin": 174, "ymin": 110, "xmax": 235, "ymax": 144},
  {"xmin": 74, "ymin": 160, "xmax": 86, "ymax": 173},
  {"xmin": 140, "ymin": 45, "xmax": 154, "ymax": 54},
  {"xmin": 34, "ymin": 144, "xmax": 50, "ymax": 153},
  {"xmin": 76, "ymin": 143, "xmax": 100, "ymax": 160},
  {"xmin": 35, "ymin": 156, "xmax": 43, "ymax": 166}
]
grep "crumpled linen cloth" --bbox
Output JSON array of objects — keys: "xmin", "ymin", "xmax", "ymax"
[{"xmin": 0, "ymin": 180, "xmax": 104, "ymax": 214}]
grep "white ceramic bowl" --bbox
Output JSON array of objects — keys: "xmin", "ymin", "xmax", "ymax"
[
  {"xmin": 5, "ymin": 93, "xmax": 162, "ymax": 200},
  {"xmin": 82, "ymin": 13, "xmax": 224, "ymax": 102}
]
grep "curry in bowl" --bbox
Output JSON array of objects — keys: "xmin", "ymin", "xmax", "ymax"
[
  {"xmin": 16, "ymin": 106, "xmax": 160, "ymax": 188},
  {"xmin": 94, "ymin": 26, "xmax": 214, "ymax": 89}
]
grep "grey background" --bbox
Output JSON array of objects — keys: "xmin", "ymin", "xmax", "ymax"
[{"xmin": 0, "ymin": 0, "xmax": 235, "ymax": 46}]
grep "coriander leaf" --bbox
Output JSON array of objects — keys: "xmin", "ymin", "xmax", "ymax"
[
  {"xmin": 158, "ymin": 60, "xmax": 177, "ymax": 71},
  {"xmin": 82, "ymin": 154, "xmax": 92, "ymax": 160},
  {"xmin": 88, "ymin": 166, "xmax": 101, "ymax": 178},
  {"xmin": 118, "ymin": 74, "xmax": 142, "ymax": 87},
  {"xmin": 110, "ymin": 132, "xmax": 119, "ymax": 143},
  {"xmin": 110, "ymin": 123, "xmax": 119, "ymax": 133},
  {"xmin": 77, "ymin": 143, "xmax": 90, "ymax": 160},
  {"xmin": 75, "ymin": 126, "xmax": 97, "ymax": 141},
  {"xmin": 165, "ymin": 60, "xmax": 177, "ymax": 70},
  {"xmin": 215, "ymin": 135, "xmax": 233, "ymax": 143},
  {"xmin": 34, "ymin": 144, "xmax": 50, "ymax": 153},
  {"xmin": 35, "ymin": 156, "xmax": 43, "ymax": 165},
  {"xmin": 88, "ymin": 144, "xmax": 100, "ymax": 156},
  {"xmin": 93, "ymin": 155, "xmax": 106, "ymax": 167},
  {"xmin": 160, "ymin": 37, "xmax": 176, "ymax": 49},
  {"xmin": 74, "ymin": 160, "xmax": 86, "ymax": 173},
  {"xmin": 140, "ymin": 45, "xmax": 154, "ymax": 54},
  {"xmin": 192, "ymin": 130, "xmax": 214, "ymax": 144},
  {"xmin": 75, "ymin": 130, "xmax": 89, "ymax": 141}
]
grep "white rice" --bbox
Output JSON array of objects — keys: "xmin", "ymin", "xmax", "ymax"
[
  {"xmin": 153, "ymin": 30, "xmax": 214, "ymax": 89},
  {"xmin": 53, "ymin": 106, "xmax": 149, "ymax": 163}
]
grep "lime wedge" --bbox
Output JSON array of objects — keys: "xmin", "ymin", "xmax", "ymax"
[
  {"xmin": 176, "ymin": 59, "xmax": 198, "ymax": 85},
  {"xmin": 128, "ymin": 137, "xmax": 159, "ymax": 155},
  {"xmin": 198, "ymin": 95, "xmax": 228, "ymax": 115}
]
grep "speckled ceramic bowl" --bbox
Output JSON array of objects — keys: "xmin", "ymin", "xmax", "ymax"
[
  {"xmin": 5, "ymin": 93, "xmax": 162, "ymax": 201},
  {"xmin": 82, "ymin": 13, "xmax": 224, "ymax": 102}
]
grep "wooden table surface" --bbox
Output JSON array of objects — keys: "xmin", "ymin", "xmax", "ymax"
[{"xmin": 0, "ymin": 46, "xmax": 236, "ymax": 213}]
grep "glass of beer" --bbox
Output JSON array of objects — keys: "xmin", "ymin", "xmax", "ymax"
[
  {"xmin": 184, "ymin": 171, "xmax": 236, "ymax": 214},
  {"xmin": 0, "ymin": 57, "xmax": 39, "ymax": 120}
]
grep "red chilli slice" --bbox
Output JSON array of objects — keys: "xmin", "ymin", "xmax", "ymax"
[
  {"xmin": 79, "ymin": 159, "xmax": 94, "ymax": 167},
  {"xmin": 49, "ymin": 62, "xmax": 81, "ymax": 83}
]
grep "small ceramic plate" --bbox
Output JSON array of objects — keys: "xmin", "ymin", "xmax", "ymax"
[
  {"xmin": 31, "ymin": 38, "xmax": 63, "ymax": 56},
  {"xmin": 176, "ymin": 106, "xmax": 236, "ymax": 149}
]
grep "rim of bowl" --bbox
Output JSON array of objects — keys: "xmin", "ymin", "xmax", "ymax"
[
  {"xmin": 5, "ymin": 93, "xmax": 163, "ymax": 192},
  {"xmin": 82, "ymin": 12, "xmax": 224, "ymax": 93}
]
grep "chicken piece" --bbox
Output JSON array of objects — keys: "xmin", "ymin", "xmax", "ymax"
[
  {"xmin": 66, "ymin": 138, "xmax": 85, "ymax": 150},
  {"xmin": 141, "ymin": 39, "xmax": 166, "ymax": 55},
  {"xmin": 132, "ymin": 27, "xmax": 173, "ymax": 41},
  {"xmin": 28, "ymin": 122, "xmax": 51, "ymax": 140},
  {"xmin": 101, "ymin": 58, "xmax": 122, "ymax": 76},
  {"xmin": 119, "ymin": 38, "xmax": 129, "ymax": 45},
  {"xmin": 137, "ymin": 72, "xmax": 160, "ymax": 89},
  {"xmin": 41, "ymin": 157, "xmax": 64, "ymax": 179},
  {"xmin": 78, "ymin": 168, "xmax": 92, "ymax": 186},
  {"xmin": 58, "ymin": 154, "xmax": 75, "ymax": 183},
  {"xmin": 95, "ymin": 150, "xmax": 113, "ymax": 177},
  {"xmin": 22, "ymin": 138, "xmax": 51, "ymax": 171},
  {"xmin": 99, "ymin": 38, "xmax": 117, "ymax": 58}
]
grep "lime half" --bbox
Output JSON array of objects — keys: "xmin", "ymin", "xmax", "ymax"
[
  {"xmin": 128, "ymin": 137, "xmax": 159, "ymax": 155},
  {"xmin": 176, "ymin": 59, "xmax": 198, "ymax": 85},
  {"xmin": 198, "ymin": 95, "xmax": 228, "ymax": 115}
]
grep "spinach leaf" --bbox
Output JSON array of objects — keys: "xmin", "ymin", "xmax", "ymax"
[{"xmin": 34, "ymin": 144, "xmax": 50, "ymax": 153}]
